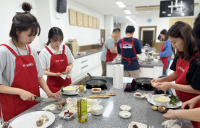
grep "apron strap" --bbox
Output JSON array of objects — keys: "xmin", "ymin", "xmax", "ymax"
[
  {"xmin": 189, "ymin": 52, "xmax": 199, "ymax": 63},
  {"xmin": 0, "ymin": 44, "xmax": 19, "ymax": 57},
  {"xmin": 62, "ymin": 45, "xmax": 65, "ymax": 54},
  {"xmin": 45, "ymin": 47, "xmax": 54, "ymax": 55},
  {"xmin": 104, "ymin": 41, "xmax": 108, "ymax": 49},
  {"xmin": 27, "ymin": 45, "xmax": 31, "ymax": 55}
]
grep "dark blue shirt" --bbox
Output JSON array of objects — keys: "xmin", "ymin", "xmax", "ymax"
[{"xmin": 117, "ymin": 37, "xmax": 142, "ymax": 71}]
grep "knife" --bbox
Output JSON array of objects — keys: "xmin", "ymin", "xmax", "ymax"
[
  {"xmin": 15, "ymin": 96, "xmax": 58, "ymax": 103},
  {"xmin": 34, "ymin": 96, "xmax": 58, "ymax": 103}
]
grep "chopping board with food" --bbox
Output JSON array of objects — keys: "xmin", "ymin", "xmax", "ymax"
[{"xmin": 35, "ymin": 97, "xmax": 71, "ymax": 114}]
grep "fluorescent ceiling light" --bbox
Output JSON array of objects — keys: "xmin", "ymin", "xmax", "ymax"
[
  {"xmin": 129, "ymin": 19, "xmax": 134, "ymax": 22},
  {"xmin": 124, "ymin": 10, "xmax": 131, "ymax": 14},
  {"xmin": 126, "ymin": 16, "xmax": 131, "ymax": 19},
  {"xmin": 116, "ymin": 1, "xmax": 126, "ymax": 8}
]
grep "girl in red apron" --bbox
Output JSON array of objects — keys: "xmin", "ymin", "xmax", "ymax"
[
  {"xmin": 154, "ymin": 29, "xmax": 172, "ymax": 76},
  {"xmin": 152, "ymin": 21, "xmax": 200, "ymax": 128},
  {"xmin": 0, "ymin": 3, "xmax": 61, "ymax": 123},
  {"xmin": 39, "ymin": 27, "xmax": 74, "ymax": 93}
]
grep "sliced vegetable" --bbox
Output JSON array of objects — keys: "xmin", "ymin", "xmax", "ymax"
[
  {"xmin": 169, "ymin": 95, "xmax": 182, "ymax": 105},
  {"xmin": 61, "ymin": 86, "xmax": 65, "ymax": 93}
]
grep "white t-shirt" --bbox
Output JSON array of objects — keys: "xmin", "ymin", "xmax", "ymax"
[
  {"xmin": 39, "ymin": 44, "xmax": 74, "ymax": 71},
  {"xmin": 0, "ymin": 40, "xmax": 44, "ymax": 87}
]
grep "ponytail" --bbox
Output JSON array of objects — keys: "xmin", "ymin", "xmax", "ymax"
[{"xmin": 45, "ymin": 27, "xmax": 63, "ymax": 46}]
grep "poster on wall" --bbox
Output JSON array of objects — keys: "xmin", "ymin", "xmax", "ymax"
[
  {"xmin": 77, "ymin": 12, "xmax": 83, "ymax": 26},
  {"xmin": 160, "ymin": 0, "xmax": 194, "ymax": 18},
  {"xmin": 89, "ymin": 16, "xmax": 93, "ymax": 28},
  {"xmin": 69, "ymin": 9, "xmax": 77, "ymax": 25},
  {"xmin": 83, "ymin": 14, "xmax": 89, "ymax": 27}
]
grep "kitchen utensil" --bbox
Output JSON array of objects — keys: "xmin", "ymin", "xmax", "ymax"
[
  {"xmin": 87, "ymin": 95, "xmax": 110, "ymax": 98},
  {"xmin": 135, "ymin": 77, "xmax": 154, "ymax": 91},
  {"xmin": 85, "ymin": 73, "xmax": 107, "ymax": 89},
  {"xmin": 134, "ymin": 92, "xmax": 146, "ymax": 99},
  {"xmin": 152, "ymin": 95, "xmax": 170, "ymax": 106},
  {"xmin": 34, "ymin": 96, "xmax": 58, "ymax": 103}
]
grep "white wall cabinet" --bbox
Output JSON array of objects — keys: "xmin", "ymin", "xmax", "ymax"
[{"xmin": 140, "ymin": 67, "xmax": 154, "ymax": 78}]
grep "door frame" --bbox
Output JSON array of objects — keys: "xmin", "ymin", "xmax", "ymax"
[
  {"xmin": 142, "ymin": 30, "xmax": 154, "ymax": 46},
  {"xmin": 138, "ymin": 26, "xmax": 157, "ymax": 47}
]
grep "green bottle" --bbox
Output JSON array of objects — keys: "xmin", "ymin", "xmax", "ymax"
[{"xmin": 77, "ymin": 85, "xmax": 87, "ymax": 123}]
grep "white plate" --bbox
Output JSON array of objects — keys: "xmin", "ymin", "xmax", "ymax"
[
  {"xmin": 61, "ymin": 86, "xmax": 86, "ymax": 95},
  {"xmin": 120, "ymin": 105, "xmax": 131, "ymax": 111},
  {"xmin": 10, "ymin": 111, "xmax": 55, "ymax": 128},
  {"xmin": 128, "ymin": 121, "xmax": 147, "ymax": 128},
  {"xmin": 147, "ymin": 95, "xmax": 183, "ymax": 108},
  {"xmin": 119, "ymin": 111, "xmax": 131, "ymax": 119}
]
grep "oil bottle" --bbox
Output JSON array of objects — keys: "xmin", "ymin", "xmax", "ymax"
[{"xmin": 77, "ymin": 85, "xmax": 87, "ymax": 123}]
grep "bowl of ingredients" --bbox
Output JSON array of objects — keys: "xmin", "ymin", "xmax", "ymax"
[
  {"xmin": 153, "ymin": 95, "xmax": 170, "ymax": 106},
  {"xmin": 59, "ymin": 110, "xmax": 75, "ymax": 120},
  {"xmin": 91, "ymin": 88, "xmax": 101, "ymax": 94},
  {"xmin": 91, "ymin": 105, "xmax": 103, "ymax": 116},
  {"xmin": 119, "ymin": 111, "xmax": 131, "ymax": 119},
  {"xmin": 63, "ymin": 86, "xmax": 76, "ymax": 94},
  {"xmin": 120, "ymin": 105, "xmax": 131, "ymax": 111}
]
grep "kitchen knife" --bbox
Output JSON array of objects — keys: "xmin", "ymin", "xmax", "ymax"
[{"xmin": 34, "ymin": 96, "xmax": 58, "ymax": 103}]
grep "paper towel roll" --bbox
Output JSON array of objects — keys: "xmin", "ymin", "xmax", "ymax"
[{"xmin": 113, "ymin": 64, "xmax": 124, "ymax": 89}]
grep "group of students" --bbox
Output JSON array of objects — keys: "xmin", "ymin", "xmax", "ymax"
[
  {"xmin": 102, "ymin": 14, "xmax": 200, "ymax": 128},
  {"xmin": 0, "ymin": 3, "xmax": 74, "ymax": 122}
]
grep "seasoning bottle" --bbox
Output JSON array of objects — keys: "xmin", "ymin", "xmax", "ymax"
[{"xmin": 77, "ymin": 85, "xmax": 87, "ymax": 123}]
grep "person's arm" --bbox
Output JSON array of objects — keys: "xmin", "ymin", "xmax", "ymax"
[
  {"xmin": 65, "ymin": 63, "xmax": 73, "ymax": 73},
  {"xmin": 43, "ymin": 70, "xmax": 62, "ymax": 76},
  {"xmin": 163, "ymin": 109, "xmax": 200, "ymax": 122},
  {"xmin": 151, "ymin": 71, "xmax": 177, "ymax": 83},
  {"xmin": 110, "ymin": 47, "xmax": 117, "ymax": 53},
  {"xmin": 38, "ymin": 77, "xmax": 61, "ymax": 100},
  {"xmin": 107, "ymin": 38, "xmax": 117, "ymax": 53},
  {"xmin": 168, "ymin": 83, "xmax": 200, "ymax": 94}
]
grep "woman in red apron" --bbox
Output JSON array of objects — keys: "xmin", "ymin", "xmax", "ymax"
[
  {"xmin": 39, "ymin": 27, "xmax": 74, "ymax": 93},
  {"xmin": 154, "ymin": 29, "xmax": 172, "ymax": 76},
  {"xmin": 152, "ymin": 21, "xmax": 200, "ymax": 128},
  {"xmin": 0, "ymin": 3, "xmax": 61, "ymax": 123}
]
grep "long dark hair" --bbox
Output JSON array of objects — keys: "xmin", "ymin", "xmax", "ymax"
[
  {"xmin": 46, "ymin": 27, "xmax": 64, "ymax": 46},
  {"xmin": 9, "ymin": 2, "xmax": 41, "ymax": 43},
  {"xmin": 192, "ymin": 13, "xmax": 200, "ymax": 63},
  {"xmin": 168, "ymin": 21, "xmax": 197, "ymax": 61},
  {"xmin": 160, "ymin": 29, "xmax": 168, "ymax": 41}
]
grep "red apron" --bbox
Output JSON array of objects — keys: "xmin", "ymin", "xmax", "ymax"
[
  {"xmin": 104, "ymin": 37, "xmax": 117, "ymax": 62},
  {"xmin": 46, "ymin": 45, "xmax": 71, "ymax": 93},
  {"xmin": 175, "ymin": 52, "xmax": 200, "ymax": 128},
  {"xmin": 160, "ymin": 42, "xmax": 170, "ymax": 70},
  {"xmin": 0, "ymin": 44, "xmax": 40, "ymax": 122},
  {"xmin": 121, "ymin": 38, "xmax": 138, "ymax": 65}
]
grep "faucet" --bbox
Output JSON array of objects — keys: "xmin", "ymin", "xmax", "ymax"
[{"xmin": 145, "ymin": 43, "xmax": 150, "ymax": 47}]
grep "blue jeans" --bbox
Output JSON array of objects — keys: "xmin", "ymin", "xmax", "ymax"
[{"xmin": 163, "ymin": 61, "xmax": 170, "ymax": 76}]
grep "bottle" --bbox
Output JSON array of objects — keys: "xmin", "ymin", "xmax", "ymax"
[{"xmin": 77, "ymin": 85, "xmax": 87, "ymax": 123}]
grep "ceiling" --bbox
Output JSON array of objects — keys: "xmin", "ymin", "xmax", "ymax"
[{"xmin": 72, "ymin": 0, "xmax": 200, "ymax": 24}]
